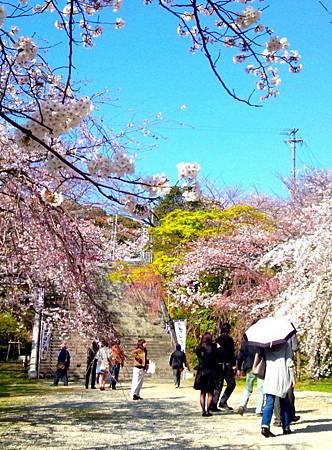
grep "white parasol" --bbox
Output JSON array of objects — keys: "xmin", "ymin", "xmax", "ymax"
[{"xmin": 245, "ymin": 317, "xmax": 296, "ymax": 348}]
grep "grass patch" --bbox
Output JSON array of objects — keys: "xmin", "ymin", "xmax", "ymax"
[
  {"xmin": 296, "ymin": 377, "xmax": 332, "ymax": 393},
  {"xmin": 0, "ymin": 362, "xmax": 79, "ymax": 400}
]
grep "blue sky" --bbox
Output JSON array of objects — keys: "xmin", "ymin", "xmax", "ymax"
[{"xmin": 23, "ymin": 1, "xmax": 332, "ymax": 197}]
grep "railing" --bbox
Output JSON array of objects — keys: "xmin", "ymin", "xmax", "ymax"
[{"xmin": 159, "ymin": 300, "xmax": 177, "ymax": 349}]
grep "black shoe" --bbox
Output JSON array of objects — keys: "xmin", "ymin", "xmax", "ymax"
[
  {"xmin": 237, "ymin": 406, "xmax": 244, "ymax": 416},
  {"xmin": 133, "ymin": 394, "xmax": 142, "ymax": 400},
  {"xmin": 219, "ymin": 403, "xmax": 233, "ymax": 411},
  {"xmin": 91, "ymin": 386, "xmax": 96, "ymax": 389},
  {"xmin": 261, "ymin": 427, "xmax": 276, "ymax": 438},
  {"xmin": 283, "ymin": 428, "xmax": 292, "ymax": 435},
  {"xmin": 291, "ymin": 415, "xmax": 300, "ymax": 423}
]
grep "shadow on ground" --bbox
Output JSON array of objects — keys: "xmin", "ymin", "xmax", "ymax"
[{"xmin": 0, "ymin": 397, "xmax": 245, "ymax": 449}]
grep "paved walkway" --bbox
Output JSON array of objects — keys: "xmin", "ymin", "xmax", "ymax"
[{"xmin": 0, "ymin": 379, "xmax": 331, "ymax": 449}]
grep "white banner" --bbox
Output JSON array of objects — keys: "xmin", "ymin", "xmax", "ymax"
[
  {"xmin": 33, "ymin": 287, "xmax": 44, "ymax": 312},
  {"xmin": 40, "ymin": 323, "xmax": 51, "ymax": 361},
  {"xmin": 173, "ymin": 319, "xmax": 187, "ymax": 352}
]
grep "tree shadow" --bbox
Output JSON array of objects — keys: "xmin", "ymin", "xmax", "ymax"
[
  {"xmin": 0, "ymin": 397, "xmax": 270, "ymax": 449},
  {"xmin": 298, "ymin": 418, "xmax": 332, "ymax": 425},
  {"xmin": 296, "ymin": 409, "xmax": 316, "ymax": 414},
  {"xmin": 1, "ymin": 387, "xmax": 331, "ymax": 450},
  {"xmin": 298, "ymin": 423, "xmax": 332, "ymax": 433}
]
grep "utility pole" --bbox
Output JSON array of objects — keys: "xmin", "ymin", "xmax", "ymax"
[
  {"xmin": 284, "ymin": 128, "xmax": 304, "ymax": 200},
  {"xmin": 110, "ymin": 213, "xmax": 118, "ymax": 261}
]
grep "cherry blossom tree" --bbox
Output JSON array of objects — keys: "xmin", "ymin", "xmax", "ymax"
[
  {"xmin": 0, "ymin": 0, "xmax": 301, "ymax": 215},
  {"xmin": 155, "ymin": 0, "xmax": 301, "ymax": 104},
  {"xmin": 256, "ymin": 171, "xmax": 332, "ymax": 377},
  {"xmin": 169, "ymin": 225, "xmax": 279, "ymax": 312},
  {"xmin": 0, "ymin": 1, "xmax": 301, "ymax": 200},
  {"xmin": 0, "ymin": 138, "xmax": 113, "ymax": 336}
]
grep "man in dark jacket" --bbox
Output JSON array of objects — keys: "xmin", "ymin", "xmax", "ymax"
[
  {"xmin": 54, "ymin": 343, "xmax": 70, "ymax": 386},
  {"xmin": 169, "ymin": 344, "xmax": 187, "ymax": 388},
  {"xmin": 236, "ymin": 337, "xmax": 264, "ymax": 415},
  {"xmin": 211, "ymin": 323, "xmax": 236, "ymax": 411},
  {"xmin": 85, "ymin": 340, "xmax": 99, "ymax": 389}
]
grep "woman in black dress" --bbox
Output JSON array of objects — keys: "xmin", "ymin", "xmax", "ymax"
[{"xmin": 194, "ymin": 332, "xmax": 217, "ymax": 416}]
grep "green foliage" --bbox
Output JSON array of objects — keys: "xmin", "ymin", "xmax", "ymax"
[
  {"xmin": 169, "ymin": 305, "xmax": 219, "ymax": 370},
  {"xmin": 296, "ymin": 378, "xmax": 332, "ymax": 393},
  {"xmin": 198, "ymin": 271, "xmax": 229, "ymax": 294},
  {"xmin": 151, "ymin": 252, "xmax": 182, "ymax": 279},
  {"xmin": 0, "ymin": 311, "xmax": 30, "ymax": 360},
  {"xmin": 0, "ymin": 311, "xmax": 29, "ymax": 344},
  {"xmin": 153, "ymin": 186, "xmax": 204, "ymax": 221},
  {"xmin": 150, "ymin": 205, "xmax": 268, "ymax": 255},
  {"xmin": 149, "ymin": 204, "xmax": 269, "ymax": 282},
  {"xmin": 187, "ymin": 306, "xmax": 218, "ymax": 342}
]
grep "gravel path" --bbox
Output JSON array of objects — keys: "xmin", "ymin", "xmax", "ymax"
[{"xmin": 0, "ymin": 379, "xmax": 331, "ymax": 449}]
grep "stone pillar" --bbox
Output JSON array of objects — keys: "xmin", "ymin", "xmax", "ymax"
[{"xmin": 28, "ymin": 313, "xmax": 41, "ymax": 379}]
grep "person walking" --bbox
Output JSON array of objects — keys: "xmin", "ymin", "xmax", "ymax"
[
  {"xmin": 54, "ymin": 343, "xmax": 70, "ymax": 386},
  {"xmin": 273, "ymin": 334, "xmax": 300, "ymax": 426},
  {"xmin": 131, "ymin": 338, "xmax": 148, "ymax": 400},
  {"xmin": 169, "ymin": 343, "xmax": 187, "ymax": 388},
  {"xmin": 193, "ymin": 332, "xmax": 217, "ymax": 417},
  {"xmin": 95, "ymin": 340, "xmax": 110, "ymax": 391},
  {"xmin": 211, "ymin": 323, "xmax": 236, "ymax": 411},
  {"xmin": 261, "ymin": 341, "xmax": 294, "ymax": 437},
  {"xmin": 109, "ymin": 339, "xmax": 125, "ymax": 390},
  {"xmin": 236, "ymin": 337, "xmax": 264, "ymax": 416},
  {"xmin": 85, "ymin": 340, "xmax": 99, "ymax": 389}
]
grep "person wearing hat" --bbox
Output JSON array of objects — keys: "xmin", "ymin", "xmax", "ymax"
[{"xmin": 54, "ymin": 342, "xmax": 70, "ymax": 386}]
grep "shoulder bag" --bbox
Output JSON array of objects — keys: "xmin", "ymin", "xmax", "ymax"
[{"xmin": 252, "ymin": 352, "xmax": 266, "ymax": 379}]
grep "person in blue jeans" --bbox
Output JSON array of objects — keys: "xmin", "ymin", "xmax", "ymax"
[
  {"xmin": 54, "ymin": 343, "xmax": 70, "ymax": 386},
  {"xmin": 261, "ymin": 342, "xmax": 294, "ymax": 437},
  {"xmin": 236, "ymin": 338, "xmax": 264, "ymax": 415}
]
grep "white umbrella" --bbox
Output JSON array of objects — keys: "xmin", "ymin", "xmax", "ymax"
[{"xmin": 245, "ymin": 317, "xmax": 296, "ymax": 348}]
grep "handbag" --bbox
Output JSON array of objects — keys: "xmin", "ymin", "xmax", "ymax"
[
  {"xmin": 99, "ymin": 360, "xmax": 108, "ymax": 372},
  {"xmin": 252, "ymin": 352, "xmax": 266, "ymax": 379}
]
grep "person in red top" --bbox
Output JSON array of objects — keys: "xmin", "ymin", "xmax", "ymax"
[{"xmin": 109, "ymin": 338, "xmax": 125, "ymax": 390}]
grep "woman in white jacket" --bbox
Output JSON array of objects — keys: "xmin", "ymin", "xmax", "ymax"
[
  {"xmin": 261, "ymin": 342, "xmax": 294, "ymax": 437},
  {"xmin": 95, "ymin": 340, "xmax": 110, "ymax": 391}
]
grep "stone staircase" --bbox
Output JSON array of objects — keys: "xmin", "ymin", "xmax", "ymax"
[
  {"xmin": 109, "ymin": 295, "xmax": 174, "ymax": 380},
  {"xmin": 118, "ymin": 333, "xmax": 174, "ymax": 381},
  {"xmin": 38, "ymin": 291, "xmax": 175, "ymax": 381}
]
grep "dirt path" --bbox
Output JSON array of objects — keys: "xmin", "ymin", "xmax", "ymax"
[{"xmin": 0, "ymin": 379, "xmax": 331, "ymax": 449}]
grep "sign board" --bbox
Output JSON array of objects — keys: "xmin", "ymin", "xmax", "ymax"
[
  {"xmin": 33, "ymin": 287, "xmax": 44, "ymax": 312},
  {"xmin": 40, "ymin": 323, "xmax": 51, "ymax": 361},
  {"xmin": 173, "ymin": 319, "xmax": 187, "ymax": 351}
]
